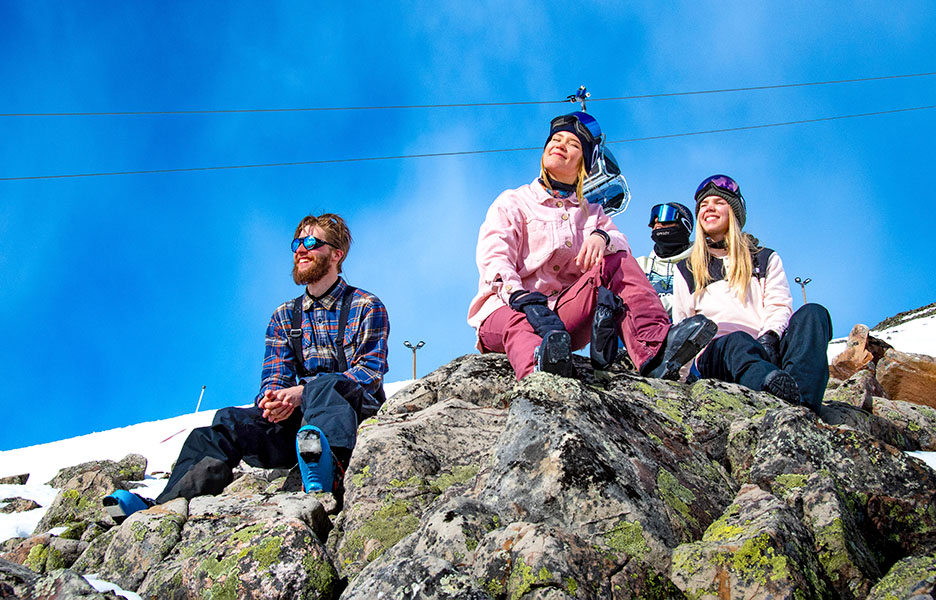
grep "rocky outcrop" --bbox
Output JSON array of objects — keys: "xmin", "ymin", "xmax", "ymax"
[
  {"xmin": 4, "ymin": 344, "xmax": 936, "ymax": 599},
  {"xmin": 830, "ymin": 324, "xmax": 892, "ymax": 381},
  {"xmin": 0, "ymin": 497, "xmax": 41, "ymax": 513},
  {"xmin": 877, "ymin": 349, "xmax": 936, "ymax": 410},
  {"xmin": 45, "ymin": 453, "xmax": 147, "ymax": 488},
  {"xmin": 0, "ymin": 557, "xmax": 115, "ymax": 599},
  {"xmin": 0, "ymin": 474, "xmax": 29, "ymax": 485}
]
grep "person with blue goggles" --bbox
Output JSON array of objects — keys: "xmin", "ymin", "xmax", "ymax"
[
  {"xmin": 636, "ymin": 202, "xmax": 695, "ymax": 318},
  {"xmin": 468, "ymin": 112, "xmax": 717, "ymax": 380}
]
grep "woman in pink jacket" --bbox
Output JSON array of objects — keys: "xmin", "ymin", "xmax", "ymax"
[
  {"xmin": 468, "ymin": 112, "xmax": 716, "ymax": 380},
  {"xmin": 672, "ymin": 174, "xmax": 832, "ymax": 412}
]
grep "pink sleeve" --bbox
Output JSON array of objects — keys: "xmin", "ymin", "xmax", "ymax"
[
  {"xmin": 759, "ymin": 252, "xmax": 794, "ymax": 337},
  {"xmin": 476, "ymin": 198, "xmax": 525, "ymax": 305}
]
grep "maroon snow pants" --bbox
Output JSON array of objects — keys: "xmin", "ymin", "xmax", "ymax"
[{"xmin": 478, "ymin": 250, "xmax": 671, "ymax": 379}]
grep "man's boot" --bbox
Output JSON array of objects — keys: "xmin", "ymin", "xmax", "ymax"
[{"xmin": 296, "ymin": 425, "xmax": 335, "ymax": 493}]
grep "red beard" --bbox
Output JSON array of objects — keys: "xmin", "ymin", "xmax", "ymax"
[{"xmin": 292, "ymin": 250, "xmax": 331, "ymax": 286}]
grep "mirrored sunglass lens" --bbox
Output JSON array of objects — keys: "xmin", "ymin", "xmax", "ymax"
[
  {"xmin": 292, "ymin": 236, "xmax": 325, "ymax": 251},
  {"xmin": 652, "ymin": 205, "xmax": 680, "ymax": 222}
]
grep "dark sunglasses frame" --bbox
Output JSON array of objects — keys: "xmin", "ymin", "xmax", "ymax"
[{"xmin": 291, "ymin": 236, "xmax": 338, "ymax": 253}]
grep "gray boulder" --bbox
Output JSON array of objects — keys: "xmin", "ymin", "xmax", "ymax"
[
  {"xmin": 137, "ymin": 492, "xmax": 336, "ymax": 599},
  {"xmin": 46, "ymin": 453, "xmax": 147, "ymax": 488},
  {"xmin": 34, "ymin": 469, "xmax": 123, "ymax": 534}
]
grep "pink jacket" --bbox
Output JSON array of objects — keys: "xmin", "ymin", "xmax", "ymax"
[
  {"xmin": 671, "ymin": 250, "xmax": 794, "ymax": 340},
  {"xmin": 467, "ymin": 179, "xmax": 630, "ymax": 334}
]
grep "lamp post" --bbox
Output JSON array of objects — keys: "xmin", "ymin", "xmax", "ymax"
[
  {"xmin": 403, "ymin": 340, "xmax": 425, "ymax": 380},
  {"xmin": 794, "ymin": 277, "xmax": 812, "ymax": 305}
]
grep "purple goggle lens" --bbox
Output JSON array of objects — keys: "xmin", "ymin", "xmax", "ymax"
[{"xmin": 695, "ymin": 174, "xmax": 741, "ymax": 200}]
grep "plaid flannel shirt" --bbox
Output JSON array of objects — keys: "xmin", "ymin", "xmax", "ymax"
[{"xmin": 256, "ymin": 277, "xmax": 389, "ymax": 404}]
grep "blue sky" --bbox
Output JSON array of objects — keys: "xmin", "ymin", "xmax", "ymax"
[{"xmin": 1, "ymin": 2, "xmax": 934, "ymax": 450}]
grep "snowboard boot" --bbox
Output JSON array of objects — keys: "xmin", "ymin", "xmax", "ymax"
[
  {"xmin": 296, "ymin": 425, "xmax": 335, "ymax": 493},
  {"xmin": 103, "ymin": 490, "xmax": 155, "ymax": 525},
  {"xmin": 640, "ymin": 315, "xmax": 717, "ymax": 380},
  {"xmin": 762, "ymin": 369, "xmax": 801, "ymax": 405},
  {"xmin": 534, "ymin": 330, "xmax": 575, "ymax": 378}
]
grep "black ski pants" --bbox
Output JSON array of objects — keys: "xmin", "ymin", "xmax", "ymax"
[
  {"xmin": 696, "ymin": 303, "xmax": 832, "ymax": 412},
  {"xmin": 155, "ymin": 373, "xmax": 374, "ymax": 503}
]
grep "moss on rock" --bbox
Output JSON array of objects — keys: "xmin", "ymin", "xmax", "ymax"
[
  {"xmin": 603, "ymin": 519, "xmax": 650, "ymax": 561},
  {"xmin": 343, "ymin": 495, "xmax": 420, "ymax": 564},
  {"xmin": 429, "ymin": 465, "xmax": 479, "ymax": 494},
  {"xmin": 656, "ymin": 468, "xmax": 698, "ymax": 531}
]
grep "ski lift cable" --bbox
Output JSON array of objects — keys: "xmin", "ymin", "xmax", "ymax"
[
  {"xmin": 1, "ymin": 104, "xmax": 933, "ymax": 182},
  {"xmin": 0, "ymin": 72, "xmax": 933, "ymax": 118}
]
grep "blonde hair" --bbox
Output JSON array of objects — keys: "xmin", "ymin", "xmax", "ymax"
[
  {"xmin": 688, "ymin": 207, "xmax": 755, "ymax": 301},
  {"xmin": 540, "ymin": 157, "xmax": 589, "ymax": 215}
]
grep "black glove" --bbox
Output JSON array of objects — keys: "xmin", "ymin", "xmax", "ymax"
[
  {"xmin": 590, "ymin": 286, "xmax": 624, "ymax": 370},
  {"xmin": 509, "ymin": 290, "xmax": 566, "ymax": 338},
  {"xmin": 757, "ymin": 331, "xmax": 781, "ymax": 367}
]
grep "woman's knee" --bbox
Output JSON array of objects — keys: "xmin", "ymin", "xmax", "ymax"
[{"xmin": 790, "ymin": 303, "xmax": 832, "ymax": 337}]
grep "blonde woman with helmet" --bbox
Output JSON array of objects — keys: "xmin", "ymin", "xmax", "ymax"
[
  {"xmin": 672, "ymin": 175, "xmax": 832, "ymax": 412},
  {"xmin": 467, "ymin": 112, "xmax": 716, "ymax": 380}
]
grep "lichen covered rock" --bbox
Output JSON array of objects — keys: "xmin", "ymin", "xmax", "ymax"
[
  {"xmin": 671, "ymin": 484, "xmax": 833, "ymax": 599},
  {"xmin": 138, "ymin": 492, "xmax": 336, "ymax": 599}
]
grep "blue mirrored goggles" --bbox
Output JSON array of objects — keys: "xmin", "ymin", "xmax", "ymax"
[
  {"xmin": 695, "ymin": 174, "xmax": 742, "ymax": 201},
  {"xmin": 649, "ymin": 204, "xmax": 687, "ymax": 225},
  {"xmin": 291, "ymin": 236, "xmax": 338, "ymax": 253},
  {"xmin": 550, "ymin": 111, "xmax": 601, "ymax": 146}
]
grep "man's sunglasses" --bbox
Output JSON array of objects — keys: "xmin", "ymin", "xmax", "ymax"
[{"xmin": 291, "ymin": 236, "xmax": 338, "ymax": 253}]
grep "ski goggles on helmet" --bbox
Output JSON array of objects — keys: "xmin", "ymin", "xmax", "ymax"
[
  {"xmin": 549, "ymin": 111, "xmax": 601, "ymax": 146},
  {"xmin": 291, "ymin": 235, "xmax": 338, "ymax": 253},
  {"xmin": 694, "ymin": 174, "xmax": 742, "ymax": 202},
  {"xmin": 648, "ymin": 203, "xmax": 693, "ymax": 232},
  {"xmin": 583, "ymin": 147, "xmax": 630, "ymax": 216}
]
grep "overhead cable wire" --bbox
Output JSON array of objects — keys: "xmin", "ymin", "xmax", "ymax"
[
  {"xmin": 1, "ymin": 72, "xmax": 934, "ymax": 117},
  {"xmin": 1, "ymin": 104, "xmax": 934, "ymax": 182}
]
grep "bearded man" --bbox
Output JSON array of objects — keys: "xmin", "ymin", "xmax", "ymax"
[{"xmin": 104, "ymin": 213, "xmax": 389, "ymax": 520}]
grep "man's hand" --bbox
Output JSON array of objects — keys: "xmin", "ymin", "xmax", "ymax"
[
  {"xmin": 575, "ymin": 234, "xmax": 606, "ymax": 272},
  {"xmin": 259, "ymin": 385, "xmax": 303, "ymax": 423}
]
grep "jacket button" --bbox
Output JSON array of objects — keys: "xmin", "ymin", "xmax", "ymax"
[
  {"xmin": 561, "ymin": 213, "xmax": 569, "ymax": 221},
  {"xmin": 556, "ymin": 200, "xmax": 564, "ymax": 208},
  {"xmin": 565, "ymin": 240, "xmax": 572, "ymax": 248},
  {"xmin": 553, "ymin": 265, "xmax": 560, "ymax": 271}
]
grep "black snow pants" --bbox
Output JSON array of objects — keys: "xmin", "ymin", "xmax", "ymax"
[
  {"xmin": 155, "ymin": 373, "xmax": 377, "ymax": 503},
  {"xmin": 696, "ymin": 303, "xmax": 832, "ymax": 412}
]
